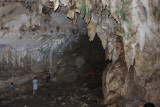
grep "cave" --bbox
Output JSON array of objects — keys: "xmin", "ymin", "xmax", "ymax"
[{"xmin": 0, "ymin": 0, "xmax": 160, "ymax": 107}]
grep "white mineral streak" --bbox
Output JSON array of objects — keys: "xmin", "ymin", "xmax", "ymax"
[
  {"xmin": 54, "ymin": 0, "xmax": 60, "ymax": 11},
  {"xmin": 131, "ymin": 0, "xmax": 145, "ymax": 51},
  {"xmin": 11, "ymin": 50, "xmax": 16, "ymax": 66},
  {"xmin": 102, "ymin": 0, "xmax": 107, "ymax": 7},
  {"xmin": 49, "ymin": 38, "xmax": 63, "ymax": 72},
  {"xmin": 60, "ymin": 0, "xmax": 68, "ymax": 6},
  {"xmin": 49, "ymin": 43, "xmax": 55, "ymax": 72},
  {"xmin": 131, "ymin": 42, "xmax": 137, "ymax": 65},
  {"xmin": 39, "ymin": 3, "xmax": 43, "ymax": 14}
]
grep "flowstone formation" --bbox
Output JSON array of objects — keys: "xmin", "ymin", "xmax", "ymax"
[
  {"xmin": 0, "ymin": 1, "xmax": 89, "ymax": 87},
  {"xmin": 45, "ymin": 0, "xmax": 160, "ymax": 106},
  {"xmin": 0, "ymin": 0, "xmax": 160, "ymax": 106}
]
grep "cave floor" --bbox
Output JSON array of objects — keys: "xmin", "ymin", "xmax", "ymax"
[{"xmin": 0, "ymin": 67, "xmax": 105, "ymax": 107}]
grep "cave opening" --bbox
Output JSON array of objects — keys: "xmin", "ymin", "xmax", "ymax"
[
  {"xmin": 0, "ymin": 33, "xmax": 111, "ymax": 107},
  {"xmin": 0, "ymin": 0, "xmax": 159, "ymax": 106},
  {"xmin": 76, "ymin": 33, "xmax": 110, "ymax": 105},
  {"xmin": 0, "ymin": 0, "xmax": 124, "ymax": 107},
  {"xmin": 85, "ymin": 34, "xmax": 114, "ymax": 104}
]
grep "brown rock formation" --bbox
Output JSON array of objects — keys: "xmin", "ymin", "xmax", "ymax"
[{"xmin": 0, "ymin": 0, "xmax": 160, "ymax": 106}]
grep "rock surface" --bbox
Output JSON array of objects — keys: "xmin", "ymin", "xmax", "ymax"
[
  {"xmin": 0, "ymin": 62, "xmax": 106, "ymax": 107},
  {"xmin": 0, "ymin": 1, "xmax": 88, "ymax": 87},
  {"xmin": 0, "ymin": 0, "xmax": 160, "ymax": 106},
  {"xmin": 57, "ymin": 0, "xmax": 160, "ymax": 106}
]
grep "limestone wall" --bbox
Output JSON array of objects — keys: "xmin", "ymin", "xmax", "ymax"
[
  {"xmin": 0, "ymin": 1, "xmax": 87, "ymax": 87},
  {"xmin": 51, "ymin": 0, "xmax": 160, "ymax": 106},
  {"xmin": 0, "ymin": 0, "xmax": 160, "ymax": 106}
]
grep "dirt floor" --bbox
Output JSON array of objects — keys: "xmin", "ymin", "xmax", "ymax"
[{"xmin": 0, "ymin": 66, "xmax": 106, "ymax": 107}]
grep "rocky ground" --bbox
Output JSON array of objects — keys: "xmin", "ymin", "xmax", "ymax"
[{"xmin": 0, "ymin": 64, "xmax": 106, "ymax": 107}]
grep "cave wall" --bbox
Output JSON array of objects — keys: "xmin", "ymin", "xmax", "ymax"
[
  {"xmin": 0, "ymin": 0, "xmax": 160, "ymax": 106},
  {"xmin": 101, "ymin": 0, "xmax": 160, "ymax": 106},
  {"xmin": 0, "ymin": 1, "xmax": 89, "ymax": 87},
  {"xmin": 49, "ymin": 0, "xmax": 160, "ymax": 106}
]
